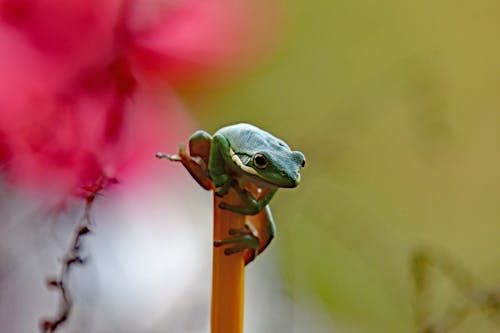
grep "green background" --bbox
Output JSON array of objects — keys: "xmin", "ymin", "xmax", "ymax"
[{"xmin": 185, "ymin": 1, "xmax": 500, "ymax": 332}]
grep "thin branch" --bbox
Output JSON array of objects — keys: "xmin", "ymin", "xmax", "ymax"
[{"xmin": 40, "ymin": 177, "xmax": 116, "ymax": 333}]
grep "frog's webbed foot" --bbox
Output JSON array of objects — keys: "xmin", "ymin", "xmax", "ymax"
[
  {"xmin": 214, "ymin": 226, "xmax": 259, "ymax": 265},
  {"xmin": 156, "ymin": 152, "xmax": 181, "ymax": 161},
  {"xmin": 156, "ymin": 143, "xmax": 189, "ymax": 162},
  {"xmin": 156, "ymin": 144, "xmax": 213, "ymax": 190}
]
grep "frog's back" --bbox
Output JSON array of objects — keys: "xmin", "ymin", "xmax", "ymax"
[{"xmin": 215, "ymin": 123, "xmax": 289, "ymax": 155}]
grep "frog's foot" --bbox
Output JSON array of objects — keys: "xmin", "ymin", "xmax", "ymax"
[
  {"xmin": 157, "ymin": 144, "xmax": 213, "ymax": 191},
  {"xmin": 156, "ymin": 143, "xmax": 190, "ymax": 162},
  {"xmin": 214, "ymin": 227, "xmax": 259, "ymax": 265},
  {"xmin": 156, "ymin": 152, "xmax": 181, "ymax": 161}
]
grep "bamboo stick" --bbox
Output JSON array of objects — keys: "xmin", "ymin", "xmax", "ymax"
[{"xmin": 211, "ymin": 189, "xmax": 245, "ymax": 333}]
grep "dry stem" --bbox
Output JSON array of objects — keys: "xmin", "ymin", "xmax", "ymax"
[
  {"xmin": 40, "ymin": 177, "xmax": 114, "ymax": 333},
  {"xmin": 211, "ymin": 189, "xmax": 246, "ymax": 333}
]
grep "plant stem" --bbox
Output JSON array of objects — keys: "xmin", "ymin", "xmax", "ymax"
[
  {"xmin": 40, "ymin": 194, "xmax": 95, "ymax": 332},
  {"xmin": 211, "ymin": 189, "xmax": 245, "ymax": 333},
  {"xmin": 40, "ymin": 176, "xmax": 116, "ymax": 333}
]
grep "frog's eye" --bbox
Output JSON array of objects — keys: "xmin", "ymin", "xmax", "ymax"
[{"xmin": 253, "ymin": 153, "xmax": 268, "ymax": 169}]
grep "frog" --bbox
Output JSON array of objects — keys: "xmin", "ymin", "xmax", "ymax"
[{"xmin": 156, "ymin": 123, "xmax": 305, "ymax": 264}]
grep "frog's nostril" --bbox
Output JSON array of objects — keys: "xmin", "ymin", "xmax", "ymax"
[{"xmin": 292, "ymin": 151, "xmax": 306, "ymax": 168}]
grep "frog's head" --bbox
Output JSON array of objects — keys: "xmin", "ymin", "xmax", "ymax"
[
  {"xmin": 252, "ymin": 149, "xmax": 305, "ymax": 187},
  {"xmin": 230, "ymin": 143, "xmax": 305, "ymax": 188}
]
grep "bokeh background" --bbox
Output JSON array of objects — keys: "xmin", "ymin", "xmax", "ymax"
[{"xmin": 2, "ymin": 1, "xmax": 500, "ymax": 333}]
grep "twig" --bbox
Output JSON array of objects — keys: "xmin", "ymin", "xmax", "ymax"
[{"xmin": 40, "ymin": 177, "xmax": 116, "ymax": 333}]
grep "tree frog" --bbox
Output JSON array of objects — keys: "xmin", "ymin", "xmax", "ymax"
[{"xmin": 156, "ymin": 123, "xmax": 305, "ymax": 264}]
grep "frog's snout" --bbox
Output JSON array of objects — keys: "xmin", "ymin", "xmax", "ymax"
[
  {"xmin": 291, "ymin": 151, "xmax": 305, "ymax": 186},
  {"xmin": 293, "ymin": 151, "xmax": 306, "ymax": 169},
  {"xmin": 294, "ymin": 173, "xmax": 301, "ymax": 186}
]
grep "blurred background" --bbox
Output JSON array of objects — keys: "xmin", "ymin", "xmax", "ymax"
[{"xmin": 2, "ymin": 0, "xmax": 500, "ymax": 332}]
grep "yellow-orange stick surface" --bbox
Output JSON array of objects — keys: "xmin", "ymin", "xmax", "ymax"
[{"xmin": 211, "ymin": 189, "xmax": 245, "ymax": 333}]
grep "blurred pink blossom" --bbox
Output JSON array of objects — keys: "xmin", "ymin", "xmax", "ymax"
[{"xmin": 0, "ymin": 0, "xmax": 279, "ymax": 202}]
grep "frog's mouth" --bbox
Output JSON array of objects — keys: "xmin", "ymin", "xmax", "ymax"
[
  {"xmin": 275, "ymin": 172, "xmax": 300, "ymax": 188},
  {"xmin": 294, "ymin": 173, "xmax": 301, "ymax": 186}
]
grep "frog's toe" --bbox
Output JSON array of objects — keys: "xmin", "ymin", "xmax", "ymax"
[
  {"xmin": 155, "ymin": 152, "xmax": 181, "ymax": 161},
  {"xmin": 213, "ymin": 233, "xmax": 260, "ymax": 265},
  {"xmin": 228, "ymin": 228, "xmax": 252, "ymax": 236},
  {"xmin": 214, "ymin": 224, "xmax": 260, "ymax": 265},
  {"xmin": 224, "ymin": 246, "xmax": 249, "ymax": 255},
  {"xmin": 214, "ymin": 233, "xmax": 259, "ymax": 252}
]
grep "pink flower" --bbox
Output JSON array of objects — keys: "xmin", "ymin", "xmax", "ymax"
[{"xmin": 0, "ymin": 0, "xmax": 279, "ymax": 202}]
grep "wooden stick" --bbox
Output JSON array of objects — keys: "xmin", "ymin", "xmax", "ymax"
[{"xmin": 211, "ymin": 189, "xmax": 245, "ymax": 333}]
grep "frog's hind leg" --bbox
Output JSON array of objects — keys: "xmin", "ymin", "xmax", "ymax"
[{"xmin": 214, "ymin": 225, "xmax": 260, "ymax": 265}]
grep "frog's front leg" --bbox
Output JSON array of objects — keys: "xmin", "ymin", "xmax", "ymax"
[
  {"xmin": 156, "ymin": 130, "xmax": 213, "ymax": 190},
  {"xmin": 214, "ymin": 206, "xmax": 275, "ymax": 265},
  {"xmin": 208, "ymin": 134, "xmax": 234, "ymax": 196}
]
